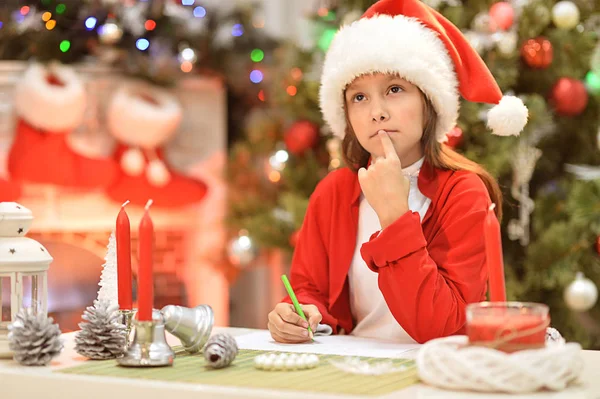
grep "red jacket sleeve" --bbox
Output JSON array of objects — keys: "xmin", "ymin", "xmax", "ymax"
[
  {"xmin": 282, "ymin": 190, "xmax": 340, "ymax": 332},
  {"xmin": 360, "ymin": 173, "xmax": 490, "ymax": 343}
]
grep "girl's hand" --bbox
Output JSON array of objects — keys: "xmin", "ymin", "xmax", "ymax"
[
  {"xmin": 358, "ymin": 130, "xmax": 410, "ymax": 229},
  {"xmin": 268, "ymin": 303, "xmax": 322, "ymax": 343}
]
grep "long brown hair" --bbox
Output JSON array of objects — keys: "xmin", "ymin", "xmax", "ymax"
[{"xmin": 341, "ymin": 92, "xmax": 503, "ymax": 220}]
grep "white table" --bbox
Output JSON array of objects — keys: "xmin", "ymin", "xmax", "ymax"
[{"xmin": 1, "ymin": 327, "xmax": 599, "ymax": 399}]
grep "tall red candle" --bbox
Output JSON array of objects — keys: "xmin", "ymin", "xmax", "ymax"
[
  {"xmin": 138, "ymin": 200, "xmax": 154, "ymax": 321},
  {"xmin": 116, "ymin": 201, "xmax": 133, "ymax": 310},
  {"xmin": 485, "ymin": 204, "xmax": 506, "ymax": 302}
]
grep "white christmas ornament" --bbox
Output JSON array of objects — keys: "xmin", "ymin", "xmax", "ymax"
[
  {"xmin": 494, "ymin": 31, "xmax": 518, "ymax": 56},
  {"xmin": 121, "ymin": 148, "xmax": 145, "ymax": 176},
  {"xmin": 146, "ymin": 160, "xmax": 171, "ymax": 187},
  {"xmin": 254, "ymin": 353, "xmax": 319, "ymax": 371},
  {"xmin": 564, "ymin": 272, "xmax": 598, "ymax": 312},
  {"xmin": 552, "ymin": 1, "xmax": 580, "ymax": 30},
  {"xmin": 96, "ymin": 232, "xmax": 118, "ymax": 309}
]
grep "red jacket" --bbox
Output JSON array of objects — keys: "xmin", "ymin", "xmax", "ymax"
[{"xmin": 285, "ymin": 160, "xmax": 494, "ymax": 343}]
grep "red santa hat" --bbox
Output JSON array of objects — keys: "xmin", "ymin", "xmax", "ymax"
[{"xmin": 319, "ymin": 0, "xmax": 528, "ymax": 142}]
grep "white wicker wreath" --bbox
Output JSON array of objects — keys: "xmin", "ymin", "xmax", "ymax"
[{"xmin": 416, "ymin": 336, "xmax": 583, "ymax": 393}]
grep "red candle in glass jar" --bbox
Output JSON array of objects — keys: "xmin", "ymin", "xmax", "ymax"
[
  {"xmin": 137, "ymin": 200, "xmax": 154, "ymax": 321},
  {"xmin": 116, "ymin": 201, "xmax": 133, "ymax": 310},
  {"xmin": 466, "ymin": 302, "xmax": 549, "ymax": 353}
]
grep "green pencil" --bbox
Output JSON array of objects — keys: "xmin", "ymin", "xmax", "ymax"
[{"xmin": 281, "ymin": 274, "xmax": 314, "ymax": 341}]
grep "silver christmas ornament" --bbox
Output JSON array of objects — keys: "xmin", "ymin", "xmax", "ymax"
[
  {"xmin": 8, "ymin": 308, "xmax": 63, "ymax": 366},
  {"xmin": 75, "ymin": 300, "xmax": 126, "ymax": 360},
  {"xmin": 161, "ymin": 305, "xmax": 213, "ymax": 354},
  {"xmin": 98, "ymin": 20, "xmax": 123, "ymax": 45},
  {"xmin": 204, "ymin": 333, "xmax": 238, "ymax": 369},
  {"xmin": 564, "ymin": 272, "xmax": 598, "ymax": 312}
]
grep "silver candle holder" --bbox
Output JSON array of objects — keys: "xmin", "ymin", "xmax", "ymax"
[
  {"xmin": 118, "ymin": 308, "xmax": 137, "ymax": 349},
  {"xmin": 117, "ymin": 309, "xmax": 174, "ymax": 367}
]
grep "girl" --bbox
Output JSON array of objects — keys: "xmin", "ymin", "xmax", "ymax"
[{"xmin": 267, "ymin": 0, "xmax": 528, "ymax": 344}]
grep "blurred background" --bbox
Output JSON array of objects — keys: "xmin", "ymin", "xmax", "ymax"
[{"xmin": 0, "ymin": 0, "xmax": 599, "ymax": 348}]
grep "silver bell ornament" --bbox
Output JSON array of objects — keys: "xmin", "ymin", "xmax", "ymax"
[
  {"xmin": 161, "ymin": 305, "xmax": 214, "ymax": 354},
  {"xmin": 564, "ymin": 272, "xmax": 598, "ymax": 312}
]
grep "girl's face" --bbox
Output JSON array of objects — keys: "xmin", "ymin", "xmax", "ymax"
[{"xmin": 345, "ymin": 73, "xmax": 425, "ymax": 166}]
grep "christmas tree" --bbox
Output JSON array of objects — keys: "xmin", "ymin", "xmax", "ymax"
[
  {"xmin": 226, "ymin": 0, "xmax": 600, "ymax": 348},
  {"xmin": 0, "ymin": 0, "xmax": 278, "ymax": 86},
  {"xmin": 97, "ymin": 231, "xmax": 118, "ymax": 309}
]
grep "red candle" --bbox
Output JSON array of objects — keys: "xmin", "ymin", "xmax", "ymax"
[
  {"xmin": 116, "ymin": 201, "xmax": 133, "ymax": 310},
  {"xmin": 484, "ymin": 204, "xmax": 506, "ymax": 302},
  {"xmin": 467, "ymin": 313, "xmax": 548, "ymax": 353},
  {"xmin": 138, "ymin": 200, "xmax": 154, "ymax": 321}
]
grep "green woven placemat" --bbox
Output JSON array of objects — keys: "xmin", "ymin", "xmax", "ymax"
[{"xmin": 58, "ymin": 347, "xmax": 418, "ymax": 396}]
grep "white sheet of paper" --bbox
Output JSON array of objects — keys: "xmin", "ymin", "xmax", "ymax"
[{"xmin": 235, "ymin": 330, "xmax": 421, "ymax": 359}]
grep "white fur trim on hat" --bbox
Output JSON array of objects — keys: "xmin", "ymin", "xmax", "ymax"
[
  {"xmin": 320, "ymin": 15, "xmax": 459, "ymax": 142},
  {"xmin": 487, "ymin": 95, "xmax": 528, "ymax": 137},
  {"xmin": 14, "ymin": 62, "xmax": 86, "ymax": 132},
  {"xmin": 107, "ymin": 82, "xmax": 182, "ymax": 149}
]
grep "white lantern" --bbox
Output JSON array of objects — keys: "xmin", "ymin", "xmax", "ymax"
[{"xmin": 0, "ymin": 202, "xmax": 52, "ymax": 358}]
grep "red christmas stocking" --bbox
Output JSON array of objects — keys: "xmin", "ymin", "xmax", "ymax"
[
  {"xmin": 105, "ymin": 83, "xmax": 208, "ymax": 208},
  {"xmin": 7, "ymin": 63, "xmax": 118, "ymax": 188},
  {"xmin": 0, "ymin": 178, "xmax": 21, "ymax": 202},
  {"xmin": 106, "ymin": 145, "xmax": 208, "ymax": 208}
]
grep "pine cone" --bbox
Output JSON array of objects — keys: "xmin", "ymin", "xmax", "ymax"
[
  {"xmin": 75, "ymin": 300, "xmax": 126, "ymax": 360},
  {"xmin": 546, "ymin": 327, "xmax": 565, "ymax": 345},
  {"xmin": 8, "ymin": 308, "xmax": 63, "ymax": 366},
  {"xmin": 203, "ymin": 333, "xmax": 238, "ymax": 369}
]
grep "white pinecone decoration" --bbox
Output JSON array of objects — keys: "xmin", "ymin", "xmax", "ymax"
[
  {"xmin": 546, "ymin": 327, "xmax": 565, "ymax": 345},
  {"xmin": 203, "ymin": 333, "xmax": 238, "ymax": 369},
  {"xmin": 75, "ymin": 300, "xmax": 126, "ymax": 360},
  {"xmin": 8, "ymin": 308, "xmax": 63, "ymax": 366}
]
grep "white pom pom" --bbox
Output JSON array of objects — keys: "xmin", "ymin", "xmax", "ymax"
[
  {"xmin": 486, "ymin": 95, "xmax": 528, "ymax": 137},
  {"xmin": 121, "ymin": 148, "xmax": 145, "ymax": 176},
  {"xmin": 146, "ymin": 159, "xmax": 171, "ymax": 187}
]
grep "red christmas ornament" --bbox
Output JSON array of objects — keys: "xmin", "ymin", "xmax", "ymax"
[
  {"xmin": 550, "ymin": 78, "xmax": 589, "ymax": 116},
  {"xmin": 595, "ymin": 236, "xmax": 600, "ymax": 256},
  {"xmin": 445, "ymin": 126, "xmax": 463, "ymax": 148},
  {"xmin": 521, "ymin": 37, "xmax": 553, "ymax": 69},
  {"xmin": 489, "ymin": 2, "xmax": 514, "ymax": 31},
  {"xmin": 289, "ymin": 229, "xmax": 300, "ymax": 247},
  {"xmin": 284, "ymin": 121, "xmax": 319, "ymax": 155}
]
